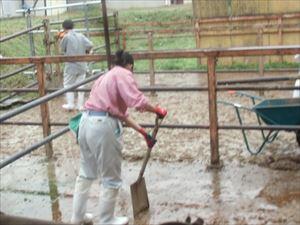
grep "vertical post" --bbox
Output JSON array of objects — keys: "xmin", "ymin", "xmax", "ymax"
[
  {"xmin": 122, "ymin": 31, "xmax": 127, "ymax": 50},
  {"xmin": 43, "ymin": 0, "xmax": 47, "ymax": 16},
  {"xmin": 258, "ymin": 27, "xmax": 264, "ymax": 96},
  {"xmin": 148, "ymin": 32, "xmax": 156, "ymax": 96},
  {"xmin": 84, "ymin": 0, "xmax": 90, "ymax": 38},
  {"xmin": 278, "ymin": 15, "xmax": 283, "ymax": 63},
  {"xmin": 43, "ymin": 19, "xmax": 52, "ymax": 80},
  {"xmin": 36, "ymin": 61, "xmax": 53, "ymax": 159},
  {"xmin": 26, "ymin": 11, "xmax": 35, "ymax": 56},
  {"xmin": 101, "ymin": 0, "xmax": 111, "ymax": 69},
  {"xmin": 113, "ymin": 11, "xmax": 120, "ymax": 50},
  {"xmin": 54, "ymin": 37, "xmax": 62, "ymax": 78},
  {"xmin": 195, "ymin": 20, "xmax": 202, "ymax": 65},
  {"xmin": 207, "ymin": 56, "xmax": 219, "ymax": 166}
]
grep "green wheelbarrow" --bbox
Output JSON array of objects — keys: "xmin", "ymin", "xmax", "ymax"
[{"xmin": 219, "ymin": 91, "xmax": 300, "ymax": 154}]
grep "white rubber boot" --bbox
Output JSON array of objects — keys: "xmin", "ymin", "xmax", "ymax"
[
  {"xmin": 71, "ymin": 176, "xmax": 94, "ymax": 224},
  {"xmin": 293, "ymin": 79, "xmax": 300, "ymax": 98},
  {"xmin": 62, "ymin": 92, "xmax": 75, "ymax": 111},
  {"xmin": 99, "ymin": 187, "xmax": 128, "ymax": 225},
  {"xmin": 77, "ymin": 92, "xmax": 85, "ymax": 111}
]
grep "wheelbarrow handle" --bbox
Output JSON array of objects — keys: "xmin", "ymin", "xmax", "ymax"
[{"xmin": 137, "ymin": 116, "xmax": 163, "ymax": 181}]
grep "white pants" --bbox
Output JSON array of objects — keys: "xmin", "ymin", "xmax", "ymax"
[
  {"xmin": 293, "ymin": 79, "xmax": 300, "ymax": 98},
  {"xmin": 63, "ymin": 71, "xmax": 86, "ymax": 89},
  {"xmin": 78, "ymin": 111, "xmax": 123, "ymax": 189}
]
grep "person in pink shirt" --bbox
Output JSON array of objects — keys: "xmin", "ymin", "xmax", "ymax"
[{"xmin": 71, "ymin": 50, "xmax": 167, "ymax": 225}]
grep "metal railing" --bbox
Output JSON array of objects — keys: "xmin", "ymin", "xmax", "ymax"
[{"xmin": 1, "ymin": 45, "xmax": 300, "ymax": 167}]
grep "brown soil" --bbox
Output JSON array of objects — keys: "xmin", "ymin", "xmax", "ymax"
[{"xmin": 1, "ymin": 71, "xmax": 299, "ymax": 224}]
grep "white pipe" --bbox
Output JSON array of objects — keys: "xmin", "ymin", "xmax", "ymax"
[
  {"xmin": 16, "ymin": 1, "xmax": 101, "ymax": 13},
  {"xmin": 29, "ymin": 27, "xmax": 112, "ymax": 34}
]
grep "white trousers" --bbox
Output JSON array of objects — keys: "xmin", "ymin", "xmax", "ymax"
[
  {"xmin": 63, "ymin": 71, "xmax": 86, "ymax": 89},
  {"xmin": 78, "ymin": 112, "xmax": 123, "ymax": 189}
]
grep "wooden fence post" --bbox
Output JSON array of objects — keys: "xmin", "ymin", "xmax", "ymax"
[
  {"xmin": 101, "ymin": 0, "xmax": 112, "ymax": 69},
  {"xmin": 194, "ymin": 20, "xmax": 202, "ymax": 65},
  {"xmin": 113, "ymin": 11, "xmax": 120, "ymax": 50},
  {"xmin": 258, "ymin": 27, "xmax": 265, "ymax": 96},
  {"xmin": 54, "ymin": 37, "xmax": 62, "ymax": 78},
  {"xmin": 207, "ymin": 56, "xmax": 220, "ymax": 167},
  {"xmin": 122, "ymin": 31, "xmax": 127, "ymax": 50},
  {"xmin": 36, "ymin": 61, "xmax": 53, "ymax": 159},
  {"xmin": 148, "ymin": 32, "xmax": 156, "ymax": 96},
  {"xmin": 43, "ymin": 18, "xmax": 52, "ymax": 81},
  {"xmin": 278, "ymin": 15, "xmax": 283, "ymax": 63}
]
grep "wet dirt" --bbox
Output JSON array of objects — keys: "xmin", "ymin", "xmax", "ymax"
[{"xmin": 1, "ymin": 71, "xmax": 300, "ymax": 224}]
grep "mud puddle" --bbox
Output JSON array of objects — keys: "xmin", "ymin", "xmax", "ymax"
[{"xmin": 1, "ymin": 156, "xmax": 299, "ymax": 225}]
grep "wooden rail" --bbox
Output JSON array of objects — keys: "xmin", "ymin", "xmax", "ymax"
[
  {"xmin": 1, "ymin": 46, "xmax": 299, "ymax": 65},
  {"xmin": 123, "ymin": 13, "xmax": 300, "ymax": 27}
]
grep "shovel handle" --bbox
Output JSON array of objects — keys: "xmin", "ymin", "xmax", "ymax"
[{"xmin": 137, "ymin": 116, "xmax": 163, "ymax": 181}]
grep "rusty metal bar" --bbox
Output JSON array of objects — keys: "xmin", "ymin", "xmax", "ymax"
[
  {"xmin": 0, "ymin": 73, "xmax": 103, "ymax": 123},
  {"xmin": 0, "ymin": 25, "xmax": 43, "ymax": 42},
  {"xmin": 148, "ymin": 32, "xmax": 155, "ymax": 95},
  {"xmin": 207, "ymin": 56, "xmax": 219, "ymax": 166},
  {"xmin": 36, "ymin": 62, "xmax": 53, "ymax": 158},
  {"xmin": 0, "ymin": 81, "xmax": 38, "ymax": 103},
  {"xmin": 43, "ymin": 19, "xmax": 52, "ymax": 78},
  {"xmin": 258, "ymin": 27, "xmax": 265, "ymax": 96},
  {"xmin": 113, "ymin": 11, "xmax": 120, "ymax": 50},
  {"xmin": 135, "ymin": 68, "xmax": 299, "ymax": 74},
  {"xmin": 122, "ymin": 30, "xmax": 127, "ymax": 49},
  {"xmin": 0, "ymin": 127, "xmax": 69, "ymax": 169},
  {"xmin": 0, "ymin": 64, "xmax": 35, "ymax": 80},
  {"xmin": 217, "ymin": 75, "xmax": 300, "ymax": 85},
  {"xmin": 101, "ymin": 0, "xmax": 111, "ymax": 69},
  {"xmin": 1, "ymin": 85, "xmax": 299, "ymax": 93},
  {"xmin": 278, "ymin": 16, "xmax": 283, "ymax": 62},
  {"xmin": 2, "ymin": 121, "xmax": 300, "ymax": 131}
]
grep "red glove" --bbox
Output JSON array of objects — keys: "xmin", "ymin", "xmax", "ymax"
[
  {"xmin": 139, "ymin": 128, "xmax": 157, "ymax": 149},
  {"xmin": 155, "ymin": 106, "xmax": 167, "ymax": 119}
]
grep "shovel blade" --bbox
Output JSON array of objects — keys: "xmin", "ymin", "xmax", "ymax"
[{"xmin": 130, "ymin": 177, "xmax": 149, "ymax": 217}]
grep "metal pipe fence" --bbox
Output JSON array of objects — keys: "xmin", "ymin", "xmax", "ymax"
[
  {"xmin": 0, "ymin": 65, "xmax": 35, "ymax": 80},
  {"xmin": 1, "ymin": 46, "xmax": 300, "ymax": 167},
  {"xmin": 0, "ymin": 81, "xmax": 38, "ymax": 103},
  {"xmin": 0, "ymin": 127, "xmax": 69, "ymax": 169},
  {"xmin": 0, "ymin": 72, "xmax": 103, "ymax": 123},
  {"xmin": 1, "ymin": 121, "xmax": 299, "ymax": 132},
  {"xmin": 1, "ymin": 85, "xmax": 299, "ymax": 93},
  {"xmin": 0, "ymin": 25, "xmax": 44, "ymax": 43}
]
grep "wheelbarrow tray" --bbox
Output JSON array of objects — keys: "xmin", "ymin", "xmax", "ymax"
[{"xmin": 253, "ymin": 98, "xmax": 300, "ymax": 126}]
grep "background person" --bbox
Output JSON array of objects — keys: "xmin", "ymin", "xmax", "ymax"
[
  {"xmin": 59, "ymin": 19, "xmax": 93, "ymax": 111},
  {"xmin": 71, "ymin": 50, "xmax": 167, "ymax": 225}
]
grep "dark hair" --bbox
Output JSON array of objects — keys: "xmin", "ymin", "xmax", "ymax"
[
  {"xmin": 114, "ymin": 50, "xmax": 134, "ymax": 67},
  {"xmin": 62, "ymin": 19, "xmax": 74, "ymax": 30}
]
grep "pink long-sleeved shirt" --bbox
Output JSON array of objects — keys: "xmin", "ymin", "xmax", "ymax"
[{"xmin": 84, "ymin": 66, "xmax": 149, "ymax": 119}]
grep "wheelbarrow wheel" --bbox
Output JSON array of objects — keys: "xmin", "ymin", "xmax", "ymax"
[{"xmin": 296, "ymin": 130, "xmax": 300, "ymax": 147}]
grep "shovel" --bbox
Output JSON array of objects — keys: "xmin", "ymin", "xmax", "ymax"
[{"xmin": 130, "ymin": 116, "xmax": 163, "ymax": 217}]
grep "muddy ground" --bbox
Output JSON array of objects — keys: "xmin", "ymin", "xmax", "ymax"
[{"xmin": 0, "ymin": 71, "xmax": 300, "ymax": 225}]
